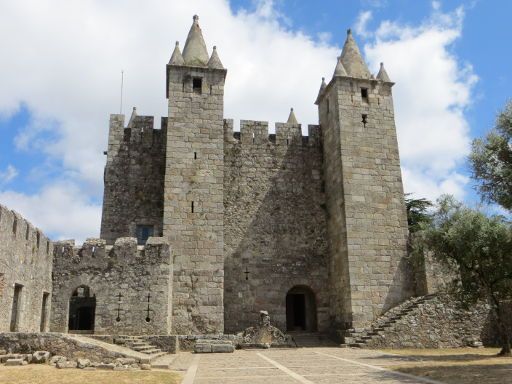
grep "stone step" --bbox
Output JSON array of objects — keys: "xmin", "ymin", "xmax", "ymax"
[
  {"xmin": 349, "ymin": 343, "xmax": 364, "ymax": 348},
  {"xmin": 132, "ymin": 345, "xmax": 154, "ymax": 352},
  {"xmin": 5, "ymin": 358, "xmax": 26, "ymax": 366},
  {"xmin": 141, "ymin": 348, "xmax": 162, "ymax": 355}
]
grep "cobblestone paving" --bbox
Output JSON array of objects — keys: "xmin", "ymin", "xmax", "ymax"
[{"xmin": 173, "ymin": 347, "xmax": 445, "ymax": 384}]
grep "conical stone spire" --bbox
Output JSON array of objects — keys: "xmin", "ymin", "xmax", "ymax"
[
  {"xmin": 340, "ymin": 29, "xmax": 371, "ymax": 79},
  {"xmin": 169, "ymin": 41, "xmax": 184, "ymax": 65},
  {"xmin": 127, "ymin": 107, "xmax": 137, "ymax": 128},
  {"xmin": 182, "ymin": 15, "xmax": 209, "ymax": 67},
  {"xmin": 207, "ymin": 46, "xmax": 224, "ymax": 69},
  {"xmin": 377, "ymin": 62, "xmax": 391, "ymax": 82},
  {"xmin": 333, "ymin": 56, "xmax": 348, "ymax": 77},
  {"xmin": 315, "ymin": 77, "xmax": 327, "ymax": 105},
  {"xmin": 287, "ymin": 108, "xmax": 298, "ymax": 124}
]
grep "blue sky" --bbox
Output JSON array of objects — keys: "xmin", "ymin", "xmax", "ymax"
[{"xmin": 0, "ymin": 0, "xmax": 510, "ymax": 241}]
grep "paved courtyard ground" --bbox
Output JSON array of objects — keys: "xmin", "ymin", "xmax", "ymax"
[{"xmin": 172, "ymin": 347, "xmax": 512, "ymax": 384}]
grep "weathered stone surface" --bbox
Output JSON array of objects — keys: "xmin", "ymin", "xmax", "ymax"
[
  {"xmin": 238, "ymin": 311, "xmax": 294, "ymax": 348},
  {"xmin": 32, "ymin": 351, "xmax": 50, "ymax": 364},
  {"xmin": 97, "ymin": 363, "xmax": 116, "ymax": 370},
  {"xmin": 77, "ymin": 358, "xmax": 91, "ymax": 369},
  {"xmin": 0, "ymin": 205, "xmax": 53, "ymax": 333},
  {"xmin": 56, "ymin": 360, "xmax": 77, "ymax": 369},
  {"xmin": 115, "ymin": 357, "xmax": 136, "ymax": 365},
  {"xmin": 211, "ymin": 344, "xmax": 234, "ymax": 353},
  {"xmin": 140, "ymin": 363, "xmax": 151, "ymax": 370},
  {"xmin": 50, "ymin": 238, "xmax": 172, "ymax": 335},
  {"xmin": 194, "ymin": 343, "xmax": 212, "ymax": 353},
  {"xmin": 49, "ymin": 355, "xmax": 67, "ymax": 365},
  {"xmin": 5, "ymin": 358, "xmax": 25, "ymax": 366}
]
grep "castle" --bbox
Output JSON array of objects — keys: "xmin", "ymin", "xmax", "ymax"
[{"xmin": 1, "ymin": 15, "xmax": 415, "ymax": 338}]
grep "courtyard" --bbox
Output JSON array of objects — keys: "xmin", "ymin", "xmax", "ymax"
[{"xmin": 1, "ymin": 347, "xmax": 511, "ymax": 384}]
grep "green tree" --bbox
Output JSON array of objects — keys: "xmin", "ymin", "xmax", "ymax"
[
  {"xmin": 421, "ymin": 196, "xmax": 512, "ymax": 356},
  {"xmin": 470, "ymin": 100, "xmax": 512, "ymax": 210},
  {"xmin": 405, "ymin": 194, "xmax": 433, "ymax": 233}
]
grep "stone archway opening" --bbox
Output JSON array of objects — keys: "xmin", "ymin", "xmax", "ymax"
[
  {"xmin": 286, "ymin": 285, "xmax": 317, "ymax": 332},
  {"xmin": 68, "ymin": 285, "xmax": 96, "ymax": 333}
]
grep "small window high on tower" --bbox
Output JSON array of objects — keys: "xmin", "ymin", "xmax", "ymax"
[
  {"xmin": 193, "ymin": 77, "xmax": 202, "ymax": 94},
  {"xmin": 361, "ymin": 88, "xmax": 369, "ymax": 103}
]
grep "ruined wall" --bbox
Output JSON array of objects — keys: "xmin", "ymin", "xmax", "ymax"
[
  {"xmin": 0, "ymin": 204, "xmax": 53, "ymax": 332},
  {"xmin": 164, "ymin": 65, "xmax": 226, "ymax": 334},
  {"xmin": 319, "ymin": 77, "xmax": 413, "ymax": 329},
  {"xmin": 50, "ymin": 237, "xmax": 172, "ymax": 335},
  {"xmin": 223, "ymin": 120, "xmax": 330, "ymax": 333},
  {"xmin": 100, "ymin": 113, "xmax": 166, "ymax": 244}
]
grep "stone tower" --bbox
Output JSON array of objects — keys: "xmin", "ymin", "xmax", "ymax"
[
  {"xmin": 317, "ymin": 30, "xmax": 410, "ymax": 330},
  {"xmin": 164, "ymin": 15, "xmax": 227, "ymax": 334}
]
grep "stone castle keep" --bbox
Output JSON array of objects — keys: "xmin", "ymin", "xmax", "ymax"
[{"xmin": 1, "ymin": 15, "xmax": 417, "ymax": 339}]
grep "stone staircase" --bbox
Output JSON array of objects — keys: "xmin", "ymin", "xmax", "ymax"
[
  {"xmin": 289, "ymin": 332, "xmax": 338, "ymax": 348},
  {"xmin": 340, "ymin": 294, "xmax": 437, "ymax": 348},
  {"xmin": 114, "ymin": 336, "xmax": 163, "ymax": 355}
]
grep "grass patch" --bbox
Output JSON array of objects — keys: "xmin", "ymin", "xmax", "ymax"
[
  {"xmin": 380, "ymin": 348, "xmax": 512, "ymax": 384},
  {"xmin": 0, "ymin": 364, "xmax": 182, "ymax": 384}
]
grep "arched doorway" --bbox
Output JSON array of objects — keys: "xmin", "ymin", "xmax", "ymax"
[
  {"xmin": 286, "ymin": 285, "xmax": 317, "ymax": 332},
  {"xmin": 68, "ymin": 285, "xmax": 96, "ymax": 333}
]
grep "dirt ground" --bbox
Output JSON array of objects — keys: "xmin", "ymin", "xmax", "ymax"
[
  {"xmin": 0, "ymin": 364, "xmax": 182, "ymax": 384},
  {"xmin": 382, "ymin": 348, "xmax": 512, "ymax": 384}
]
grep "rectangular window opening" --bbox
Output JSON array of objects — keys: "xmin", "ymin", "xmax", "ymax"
[
  {"xmin": 194, "ymin": 151, "xmax": 197, "ymax": 159},
  {"xmin": 191, "ymin": 201, "xmax": 195, "ymax": 213},
  {"xmin": 135, "ymin": 225, "xmax": 154, "ymax": 245},
  {"xmin": 25, "ymin": 226, "xmax": 29, "ymax": 240},
  {"xmin": 36, "ymin": 232, "xmax": 40, "ymax": 249},
  {"xmin": 361, "ymin": 88, "xmax": 369, "ymax": 103},
  {"xmin": 46, "ymin": 240, "xmax": 50, "ymax": 255},
  {"xmin": 210, "ymin": 85, "xmax": 213, "ymax": 95},
  {"xmin": 12, "ymin": 218, "xmax": 17, "ymax": 235},
  {"xmin": 192, "ymin": 77, "xmax": 202, "ymax": 94}
]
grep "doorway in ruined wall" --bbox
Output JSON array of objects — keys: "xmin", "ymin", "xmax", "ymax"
[
  {"xmin": 286, "ymin": 285, "xmax": 317, "ymax": 332},
  {"xmin": 68, "ymin": 286, "xmax": 96, "ymax": 333},
  {"xmin": 10, "ymin": 284, "xmax": 23, "ymax": 332}
]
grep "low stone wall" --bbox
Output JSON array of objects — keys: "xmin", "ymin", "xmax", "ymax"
[
  {"xmin": 0, "ymin": 333, "xmax": 145, "ymax": 363},
  {"xmin": 178, "ymin": 334, "xmax": 240, "ymax": 352},
  {"xmin": 365, "ymin": 294, "xmax": 499, "ymax": 349}
]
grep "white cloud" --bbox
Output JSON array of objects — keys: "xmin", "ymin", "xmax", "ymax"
[
  {"xmin": 363, "ymin": 6, "xmax": 476, "ymax": 202},
  {"xmin": 0, "ymin": 0, "xmax": 476, "ymax": 238},
  {"xmin": 0, "ymin": 165, "xmax": 19, "ymax": 185},
  {"xmin": 355, "ymin": 11, "xmax": 373, "ymax": 38},
  {"xmin": 0, "ymin": 183, "xmax": 101, "ymax": 243}
]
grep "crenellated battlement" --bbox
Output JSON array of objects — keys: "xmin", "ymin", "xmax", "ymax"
[
  {"xmin": 223, "ymin": 119, "xmax": 322, "ymax": 147},
  {"xmin": 108, "ymin": 112, "xmax": 167, "ymax": 151},
  {"xmin": 0, "ymin": 203, "xmax": 52, "ymax": 257},
  {"xmin": 53, "ymin": 237, "xmax": 170, "ymax": 270}
]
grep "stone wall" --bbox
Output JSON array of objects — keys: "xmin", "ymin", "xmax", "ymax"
[
  {"xmin": 0, "ymin": 332, "xmax": 150, "ymax": 363},
  {"xmin": 223, "ymin": 120, "xmax": 330, "ymax": 333},
  {"xmin": 365, "ymin": 294, "xmax": 499, "ymax": 348},
  {"xmin": 318, "ymin": 76, "xmax": 413, "ymax": 330},
  {"xmin": 100, "ymin": 113, "xmax": 166, "ymax": 244},
  {"xmin": 50, "ymin": 237, "xmax": 172, "ymax": 335},
  {"xmin": 0, "ymin": 204, "xmax": 53, "ymax": 332},
  {"xmin": 164, "ymin": 64, "xmax": 227, "ymax": 334}
]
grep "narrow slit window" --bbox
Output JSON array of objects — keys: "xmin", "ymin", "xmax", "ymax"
[
  {"xmin": 192, "ymin": 77, "xmax": 202, "ymax": 94},
  {"xmin": 210, "ymin": 85, "xmax": 213, "ymax": 95},
  {"xmin": 191, "ymin": 201, "xmax": 194, "ymax": 213},
  {"xmin": 182, "ymin": 80, "xmax": 185, "ymax": 92},
  {"xmin": 36, "ymin": 232, "xmax": 40, "ymax": 249},
  {"xmin": 194, "ymin": 152, "xmax": 197, "ymax": 159},
  {"xmin": 12, "ymin": 218, "xmax": 17, "ymax": 235},
  {"xmin": 361, "ymin": 88, "xmax": 369, "ymax": 103},
  {"xmin": 362, "ymin": 114, "xmax": 368, "ymax": 127},
  {"xmin": 25, "ymin": 226, "xmax": 29, "ymax": 240}
]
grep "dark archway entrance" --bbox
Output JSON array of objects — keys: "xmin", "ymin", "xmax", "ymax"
[
  {"xmin": 68, "ymin": 286, "xmax": 96, "ymax": 333},
  {"xmin": 286, "ymin": 285, "xmax": 317, "ymax": 332}
]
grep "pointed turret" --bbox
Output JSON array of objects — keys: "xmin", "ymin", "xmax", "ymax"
[
  {"xmin": 340, "ymin": 29, "xmax": 371, "ymax": 79},
  {"xmin": 169, "ymin": 41, "xmax": 185, "ymax": 65},
  {"xmin": 333, "ymin": 56, "xmax": 348, "ymax": 77},
  {"xmin": 287, "ymin": 108, "xmax": 298, "ymax": 124},
  {"xmin": 315, "ymin": 77, "xmax": 327, "ymax": 105},
  {"xmin": 182, "ymin": 15, "xmax": 209, "ymax": 67},
  {"xmin": 127, "ymin": 107, "xmax": 137, "ymax": 128},
  {"xmin": 376, "ymin": 62, "xmax": 391, "ymax": 82},
  {"xmin": 207, "ymin": 46, "xmax": 224, "ymax": 69}
]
